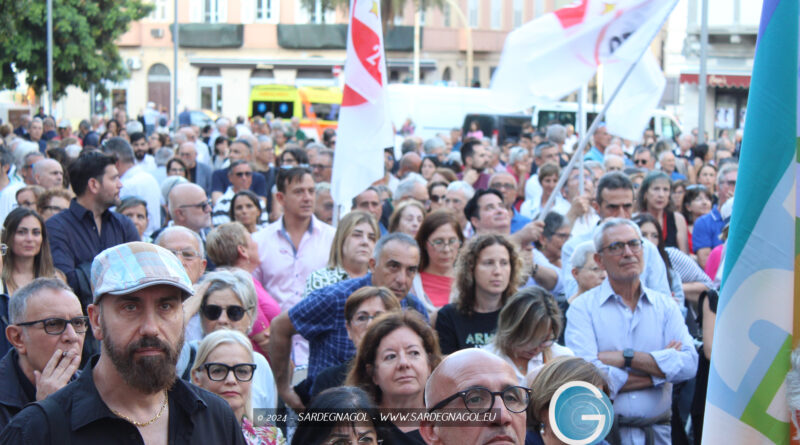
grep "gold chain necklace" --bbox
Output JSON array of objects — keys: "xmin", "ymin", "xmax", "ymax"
[{"xmin": 109, "ymin": 390, "xmax": 168, "ymax": 427}]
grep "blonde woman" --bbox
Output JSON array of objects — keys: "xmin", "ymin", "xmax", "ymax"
[
  {"xmin": 192, "ymin": 330, "xmax": 285, "ymax": 445},
  {"xmin": 303, "ymin": 210, "xmax": 378, "ymax": 297},
  {"xmin": 483, "ymin": 286, "xmax": 573, "ymax": 384}
]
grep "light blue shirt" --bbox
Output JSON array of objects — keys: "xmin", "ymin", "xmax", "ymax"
[
  {"xmin": 565, "ymin": 280, "xmax": 698, "ymax": 445},
  {"xmin": 584, "ymin": 146, "xmax": 605, "ymax": 162},
  {"xmin": 560, "ymin": 230, "xmax": 671, "ymax": 298}
]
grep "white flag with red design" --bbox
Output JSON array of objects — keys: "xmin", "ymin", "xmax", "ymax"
[
  {"xmin": 490, "ymin": 0, "xmax": 677, "ymax": 140},
  {"xmin": 331, "ymin": 0, "xmax": 393, "ymax": 213}
]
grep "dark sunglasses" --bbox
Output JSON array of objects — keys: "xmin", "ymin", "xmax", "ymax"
[{"xmin": 201, "ymin": 304, "xmax": 249, "ymax": 322}]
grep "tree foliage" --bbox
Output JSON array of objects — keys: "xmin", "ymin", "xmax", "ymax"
[{"xmin": 0, "ymin": 0, "xmax": 153, "ymax": 99}]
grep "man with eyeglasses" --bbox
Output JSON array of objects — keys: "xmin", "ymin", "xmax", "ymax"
[
  {"xmin": 314, "ymin": 182, "xmax": 334, "ymax": 225},
  {"xmin": 210, "ymin": 160, "xmax": 260, "ymax": 226},
  {"xmin": 158, "ymin": 183, "xmax": 212, "ymax": 243},
  {"xmin": 211, "ymin": 138, "xmax": 269, "ymax": 205},
  {"xmin": 489, "ymin": 172, "xmax": 529, "ymax": 234},
  {"xmin": 310, "ymin": 149, "xmax": 333, "ymax": 183},
  {"xmin": 420, "ymin": 348, "xmax": 528, "ymax": 445},
  {"xmin": 565, "ymin": 218, "xmax": 697, "ymax": 445},
  {"xmin": 633, "ymin": 146, "xmax": 656, "ymax": 171},
  {"xmin": 103, "ymin": 137, "xmax": 161, "ymax": 237},
  {"xmin": 0, "ymin": 242, "xmax": 246, "ymax": 444},
  {"xmin": 0, "ymin": 278, "xmax": 85, "ymax": 431},
  {"xmin": 559, "ymin": 172, "xmax": 671, "ymax": 300}
]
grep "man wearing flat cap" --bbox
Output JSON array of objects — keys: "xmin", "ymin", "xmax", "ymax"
[{"xmin": 0, "ymin": 242, "xmax": 246, "ymax": 444}]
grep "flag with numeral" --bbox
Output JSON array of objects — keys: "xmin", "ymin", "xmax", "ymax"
[{"xmin": 331, "ymin": 0, "xmax": 393, "ymax": 216}]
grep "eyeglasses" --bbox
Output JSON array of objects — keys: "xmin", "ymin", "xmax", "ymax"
[
  {"xmin": 180, "ymin": 200, "xmax": 212, "ymax": 210},
  {"xmin": 599, "ymin": 239, "xmax": 643, "ymax": 255},
  {"xmin": 551, "ymin": 233, "xmax": 571, "ymax": 241},
  {"xmin": 201, "ymin": 304, "xmax": 249, "ymax": 322},
  {"xmin": 168, "ymin": 249, "xmax": 201, "ymax": 261},
  {"xmin": 721, "ymin": 180, "xmax": 736, "ymax": 187},
  {"xmin": 41, "ymin": 205, "xmax": 67, "ymax": 214},
  {"xmin": 634, "ymin": 159, "xmax": 649, "ymax": 165},
  {"xmin": 310, "ymin": 164, "xmax": 332, "ymax": 170},
  {"xmin": 0, "ymin": 243, "xmax": 7, "ymax": 256},
  {"xmin": 430, "ymin": 194, "xmax": 446, "ymax": 203},
  {"xmin": 429, "ymin": 238, "xmax": 461, "ymax": 251},
  {"xmin": 16, "ymin": 316, "xmax": 90, "ymax": 335},
  {"xmin": 489, "ymin": 183, "xmax": 516, "ymax": 191},
  {"xmin": 326, "ymin": 436, "xmax": 382, "ymax": 445},
  {"xmin": 202, "ymin": 362, "xmax": 257, "ymax": 382},
  {"xmin": 350, "ymin": 311, "xmax": 385, "ymax": 327},
  {"xmin": 429, "ymin": 386, "xmax": 531, "ymax": 414},
  {"xmin": 233, "ymin": 171, "xmax": 253, "ymax": 178}
]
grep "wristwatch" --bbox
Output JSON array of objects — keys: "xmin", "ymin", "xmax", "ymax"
[{"xmin": 623, "ymin": 348, "xmax": 634, "ymax": 368}]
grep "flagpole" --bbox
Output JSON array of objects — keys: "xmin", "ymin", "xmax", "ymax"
[{"xmin": 537, "ymin": 45, "xmax": 654, "ymax": 221}]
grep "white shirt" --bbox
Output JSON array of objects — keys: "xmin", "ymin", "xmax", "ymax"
[
  {"xmin": 120, "ymin": 164, "xmax": 162, "ymax": 236},
  {"xmin": 0, "ymin": 180, "xmax": 25, "ymax": 225}
]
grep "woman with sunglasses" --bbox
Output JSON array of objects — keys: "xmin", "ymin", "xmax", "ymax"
[
  {"xmin": 483, "ymin": 286, "xmax": 572, "ymax": 385},
  {"xmin": 1, "ymin": 208, "xmax": 63, "ymax": 296},
  {"xmin": 206, "ymin": 223, "xmax": 281, "ymax": 358},
  {"xmin": 192, "ymin": 329, "xmax": 285, "ymax": 445},
  {"xmin": 412, "ymin": 209, "xmax": 463, "ymax": 310},
  {"xmin": 347, "ymin": 310, "xmax": 442, "ymax": 445},
  {"xmin": 427, "ymin": 181, "xmax": 448, "ymax": 212},
  {"xmin": 177, "ymin": 269, "xmax": 278, "ymax": 411}
]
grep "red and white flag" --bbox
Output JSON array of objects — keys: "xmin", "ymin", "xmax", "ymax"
[
  {"xmin": 490, "ymin": 0, "xmax": 677, "ymax": 140},
  {"xmin": 331, "ymin": 0, "xmax": 393, "ymax": 213}
]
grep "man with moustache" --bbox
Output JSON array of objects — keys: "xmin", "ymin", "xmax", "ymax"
[{"xmin": 0, "ymin": 242, "xmax": 245, "ymax": 444}]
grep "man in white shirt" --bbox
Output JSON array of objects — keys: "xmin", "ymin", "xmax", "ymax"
[{"xmin": 103, "ymin": 138, "xmax": 161, "ymax": 236}]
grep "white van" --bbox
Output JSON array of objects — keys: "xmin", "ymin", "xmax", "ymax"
[{"xmin": 531, "ymin": 102, "xmax": 684, "ymax": 140}]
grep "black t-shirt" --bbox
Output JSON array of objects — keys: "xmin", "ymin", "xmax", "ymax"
[{"xmin": 434, "ymin": 303, "xmax": 501, "ymax": 355}]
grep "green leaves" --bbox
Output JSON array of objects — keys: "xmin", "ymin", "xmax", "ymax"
[{"xmin": 0, "ymin": 0, "xmax": 153, "ymax": 99}]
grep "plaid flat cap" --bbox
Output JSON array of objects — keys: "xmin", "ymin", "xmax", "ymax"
[{"xmin": 91, "ymin": 242, "xmax": 194, "ymax": 303}]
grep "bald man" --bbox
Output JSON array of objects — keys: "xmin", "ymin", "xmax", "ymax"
[
  {"xmin": 32, "ymin": 159, "xmax": 64, "ymax": 189},
  {"xmin": 420, "ymin": 349, "xmax": 528, "ymax": 445},
  {"xmin": 163, "ymin": 183, "xmax": 212, "ymax": 239}
]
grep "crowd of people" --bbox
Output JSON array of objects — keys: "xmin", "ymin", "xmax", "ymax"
[{"xmin": 0, "ymin": 107, "xmax": 739, "ymax": 444}]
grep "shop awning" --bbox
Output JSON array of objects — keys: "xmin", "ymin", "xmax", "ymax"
[{"xmin": 679, "ymin": 73, "xmax": 751, "ymax": 88}]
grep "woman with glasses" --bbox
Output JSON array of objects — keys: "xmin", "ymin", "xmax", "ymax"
[
  {"xmin": 527, "ymin": 356, "xmax": 609, "ymax": 445},
  {"xmin": 229, "ymin": 190, "xmax": 270, "ymax": 233},
  {"xmin": 387, "ymin": 200, "xmax": 425, "ymax": 238},
  {"xmin": 206, "ymin": 223, "xmax": 281, "ymax": 358},
  {"xmin": 637, "ymin": 171, "xmax": 690, "ymax": 254},
  {"xmin": 1, "ymin": 208, "xmax": 63, "ymax": 296},
  {"xmin": 36, "ymin": 188, "xmax": 73, "ymax": 222},
  {"xmin": 304, "ymin": 211, "xmax": 378, "ymax": 298},
  {"xmin": 434, "ymin": 234, "xmax": 522, "ymax": 354},
  {"xmin": 426, "ymin": 181, "xmax": 448, "ymax": 212},
  {"xmin": 165, "ymin": 157, "xmax": 189, "ymax": 179},
  {"xmin": 412, "ymin": 210, "xmax": 463, "ymax": 309},
  {"xmin": 292, "ymin": 386, "xmax": 386, "ymax": 445},
  {"xmin": 192, "ymin": 329, "xmax": 285, "ymax": 445},
  {"xmin": 176, "ymin": 269, "xmax": 278, "ymax": 411},
  {"xmin": 483, "ymin": 287, "xmax": 572, "ymax": 385},
  {"xmin": 347, "ymin": 311, "xmax": 442, "ymax": 445},
  {"xmin": 309, "ymin": 286, "xmax": 401, "ymax": 398}
]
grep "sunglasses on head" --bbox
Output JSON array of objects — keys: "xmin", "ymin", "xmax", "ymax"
[{"xmin": 201, "ymin": 304, "xmax": 248, "ymax": 322}]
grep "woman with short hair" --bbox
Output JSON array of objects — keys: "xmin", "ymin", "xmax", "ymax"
[
  {"xmin": 413, "ymin": 209, "xmax": 463, "ymax": 309},
  {"xmin": 388, "ymin": 200, "xmax": 425, "ymax": 238},
  {"xmin": 347, "ymin": 311, "xmax": 441, "ymax": 444}
]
